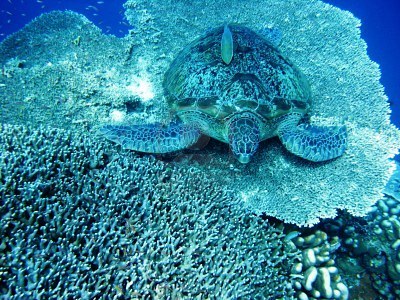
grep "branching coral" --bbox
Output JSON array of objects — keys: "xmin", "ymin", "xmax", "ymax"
[{"xmin": 0, "ymin": 124, "xmax": 298, "ymax": 299}]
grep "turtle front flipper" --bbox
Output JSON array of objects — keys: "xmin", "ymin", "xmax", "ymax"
[
  {"xmin": 277, "ymin": 115, "xmax": 347, "ymax": 162},
  {"xmin": 99, "ymin": 122, "xmax": 202, "ymax": 153}
]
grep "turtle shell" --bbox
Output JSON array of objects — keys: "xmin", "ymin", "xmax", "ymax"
[{"xmin": 163, "ymin": 25, "xmax": 311, "ymax": 120}]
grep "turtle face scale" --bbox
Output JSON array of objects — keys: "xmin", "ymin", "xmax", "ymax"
[{"xmin": 228, "ymin": 112, "xmax": 261, "ymax": 163}]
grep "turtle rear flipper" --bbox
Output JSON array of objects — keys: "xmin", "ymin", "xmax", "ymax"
[
  {"xmin": 99, "ymin": 123, "xmax": 201, "ymax": 153},
  {"xmin": 277, "ymin": 119, "xmax": 347, "ymax": 162}
]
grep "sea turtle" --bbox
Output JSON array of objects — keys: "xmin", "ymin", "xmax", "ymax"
[{"xmin": 100, "ymin": 25, "xmax": 347, "ymax": 163}]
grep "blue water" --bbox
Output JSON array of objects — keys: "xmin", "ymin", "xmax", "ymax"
[{"xmin": 0, "ymin": 0, "xmax": 399, "ymax": 127}]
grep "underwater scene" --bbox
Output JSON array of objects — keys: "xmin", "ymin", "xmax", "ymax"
[{"xmin": 0, "ymin": 0, "xmax": 400, "ymax": 299}]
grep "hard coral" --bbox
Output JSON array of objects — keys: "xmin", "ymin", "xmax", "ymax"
[{"xmin": 0, "ymin": 124, "xmax": 298, "ymax": 299}]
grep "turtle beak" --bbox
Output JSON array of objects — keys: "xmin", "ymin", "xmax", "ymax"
[{"xmin": 237, "ymin": 154, "xmax": 251, "ymax": 164}]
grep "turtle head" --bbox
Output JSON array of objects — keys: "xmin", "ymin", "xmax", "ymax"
[{"xmin": 228, "ymin": 112, "xmax": 260, "ymax": 164}]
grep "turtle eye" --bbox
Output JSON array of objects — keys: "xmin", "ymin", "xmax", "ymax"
[{"xmin": 228, "ymin": 117, "xmax": 260, "ymax": 163}]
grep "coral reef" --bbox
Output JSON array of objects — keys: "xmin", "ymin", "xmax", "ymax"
[
  {"xmin": 286, "ymin": 230, "xmax": 349, "ymax": 299},
  {"xmin": 1, "ymin": 2, "xmax": 399, "ymax": 226},
  {"xmin": 336, "ymin": 196, "xmax": 400, "ymax": 299},
  {"xmin": 0, "ymin": 0, "xmax": 399, "ymax": 298},
  {"xmin": 0, "ymin": 11, "xmax": 155, "ymax": 131},
  {"xmin": 121, "ymin": 0, "xmax": 400, "ymax": 226},
  {"xmin": 319, "ymin": 169, "xmax": 400, "ymax": 300},
  {"xmin": 0, "ymin": 124, "xmax": 298, "ymax": 299}
]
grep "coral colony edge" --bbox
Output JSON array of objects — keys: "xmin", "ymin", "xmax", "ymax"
[{"xmin": 1, "ymin": 0, "xmax": 400, "ymax": 299}]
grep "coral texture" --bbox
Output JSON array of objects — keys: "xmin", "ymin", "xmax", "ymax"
[
  {"xmin": 0, "ymin": 11, "xmax": 148, "ymax": 130},
  {"xmin": 332, "ymin": 196, "xmax": 400, "ymax": 299},
  {"xmin": 287, "ymin": 231, "xmax": 349, "ymax": 299},
  {"xmin": 0, "ymin": 124, "xmax": 297, "ymax": 299}
]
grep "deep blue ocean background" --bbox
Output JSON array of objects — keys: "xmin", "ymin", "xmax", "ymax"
[{"xmin": 0, "ymin": 0, "xmax": 399, "ymax": 127}]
